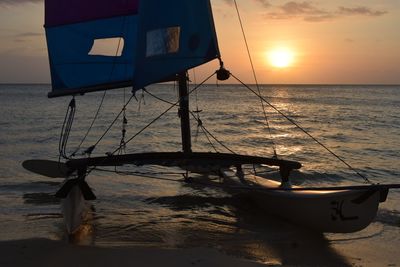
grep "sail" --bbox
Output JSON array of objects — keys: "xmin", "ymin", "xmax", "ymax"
[
  {"xmin": 45, "ymin": 0, "xmax": 220, "ymax": 98},
  {"xmin": 133, "ymin": 0, "xmax": 220, "ymax": 89}
]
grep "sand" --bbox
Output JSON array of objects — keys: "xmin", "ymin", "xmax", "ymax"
[
  {"xmin": 0, "ymin": 238, "xmax": 266, "ymax": 267},
  {"xmin": 2, "ymin": 226, "xmax": 400, "ymax": 267},
  {"xmin": 0, "ymin": 237, "xmax": 354, "ymax": 267}
]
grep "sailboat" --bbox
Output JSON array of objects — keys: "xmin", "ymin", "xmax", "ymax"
[{"xmin": 23, "ymin": 0, "xmax": 400, "ymax": 234}]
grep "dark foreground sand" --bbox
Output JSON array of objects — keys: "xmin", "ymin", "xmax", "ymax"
[
  {"xmin": 1, "ymin": 226, "xmax": 399, "ymax": 267},
  {"xmin": 0, "ymin": 238, "xmax": 266, "ymax": 267},
  {"xmin": 0, "ymin": 237, "xmax": 355, "ymax": 267}
]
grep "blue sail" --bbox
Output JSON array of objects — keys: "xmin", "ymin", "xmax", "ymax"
[
  {"xmin": 133, "ymin": 0, "xmax": 220, "ymax": 90},
  {"xmin": 45, "ymin": 0, "xmax": 220, "ymax": 98}
]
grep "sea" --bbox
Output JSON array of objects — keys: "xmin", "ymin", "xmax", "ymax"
[{"xmin": 0, "ymin": 83, "xmax": 399, "ymax": 265}]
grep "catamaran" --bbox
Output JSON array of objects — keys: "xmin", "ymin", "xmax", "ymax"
[{"xmin": 23, "ymin": 0, "xmax": 399, "ymax": 234}]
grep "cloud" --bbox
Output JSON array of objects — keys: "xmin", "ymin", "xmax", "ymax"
[
  {"xmin": 13, "ymin": 32, "xmax": 43, "ymax": 43},
  {"xmin": 15, "ymin": 32, "xmax": 43, "ymax": 37},
  {"xmin": 222, "ymin": 0, "xmax": 271, "ymax": 8},
  {"xmin": 254, "ymin": 0, "xmax": 271, "ymax": 8},
  {"xmin": 264, "ymin": 1, "xmax": 334, "ymax": 21},
  {"xmin": 337, "ymin": 6, "xmax": 388, "ymax": 17},
  {"xmin": 256, "ymin": 1, "xmax": 388, "ymax": 22},
  {"xmin": 280, "ymin": 1, "xmax": 320, "ymax": 15}
]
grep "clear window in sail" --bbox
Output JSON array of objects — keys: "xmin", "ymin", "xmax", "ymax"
[
  {"xmin": 89, "ymin": 37, "xmax": 124, "ymax": 57},
  {"xmin": 146, "ymin": 27, "xmax": 180, "ymax": 57}
]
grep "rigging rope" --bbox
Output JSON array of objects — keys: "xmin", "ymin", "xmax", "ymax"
[
  {"xmin": 143, "ymin": 86, "xmax": 235, "ymax": 154},
  {"xmin": 71, "ymin": 91, "xmax": 107, "ymax": 157},
  {"xmin": 91, "ymin": 93, "xmax": 136, "ymax": 152},
  {"xmin": 233, "ymin": 0, "xmax": 277, "ymax": 157},
  {"xmin": 68, "ymin": 18, "xmax": 127, "ymax": 157},
  {"xmin": 84, "ymin": 71, "xmax": 218, "ymax": 177},
  {"xmin": 59, "ymin": 98, "xmax": 75, "ymax": 160},
  {"xmin": 230, "ymin": 72, "xmax": 372, "ymax": 184},
  {"xmin": 191, "ymin": 68, "xmax": 203, "ymax": 142},
  {"xmin": 137, "ymin": 90, "xmax": 146, "ymax": 113},
  {"xmin": 143, "ymin": 89, "xmax": 177, "ymax": 106},
  {"xmin": 144, "ymin": 89, "xmax": 216, "ymax": 152},
  {"xmin": 189, "ymin": 111, "xmax": 235, "ymax": 154},
  {"xmin": 112, "ymin": 72, "xmax": 216, "ymax": 155},
  {"xmin": 119, "ymin": 88, "xmax": 128, "ymax": 154}
]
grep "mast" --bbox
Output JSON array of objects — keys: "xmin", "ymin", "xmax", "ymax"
[{"xmin": 178, "ymin": 71, "xmax": 192, "ymax": 153}]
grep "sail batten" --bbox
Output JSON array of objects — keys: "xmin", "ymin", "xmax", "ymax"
[{"xmin": 45, "ymin": 0, "xmax": 220, "ymax": 98}]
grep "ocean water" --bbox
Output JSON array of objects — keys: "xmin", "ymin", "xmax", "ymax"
[{"xmin": 0, "ymin": 84, "xmax": 399, "ymax": 263}]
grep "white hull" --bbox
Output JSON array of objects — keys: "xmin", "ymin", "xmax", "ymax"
[
  {"xmin": 56, "ymin": 171, "xmax": 386, "ymax": 234},
  {"xmin": 249, "ymin": 177, "xmax": 381, "ymax": 233},
  {"xmin": 61, "ymin": 184, "xmax": 86, "ymax": 234}
]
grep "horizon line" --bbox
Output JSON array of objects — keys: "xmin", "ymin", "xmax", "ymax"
[{"xmin": 0, "ymin": 82, "xmax": 399, "ymax": 87}]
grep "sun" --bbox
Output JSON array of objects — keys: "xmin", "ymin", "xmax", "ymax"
[{"xmin": 267, "ymin": 48, "xmax": 294, "ymax": 68}]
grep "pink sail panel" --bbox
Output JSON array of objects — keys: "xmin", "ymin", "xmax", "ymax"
[{"xmin": 45, "ymin": 0, "xmax": 139, "ymax": 27}]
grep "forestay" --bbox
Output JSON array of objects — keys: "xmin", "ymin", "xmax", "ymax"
[{"xmin": 45, "ymin": 0, "xmax": 220, "ymax": 98}]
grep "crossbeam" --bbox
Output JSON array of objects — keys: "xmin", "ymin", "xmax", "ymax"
[{"xmin": 67, "ymin": 152, "xmax": 302, "ymax": 171}]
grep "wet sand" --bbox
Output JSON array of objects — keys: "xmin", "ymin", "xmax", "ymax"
[
  {"xmin": 0, "ymin": 238, "xmax": 265, "ymax": 267},
  {"xmin": 0, "ymin": 237, "xmax": 347, "ymax": 267},
  {"xmin": 1, "ymin": 224, "xmax": 399, "ymax": 266}
]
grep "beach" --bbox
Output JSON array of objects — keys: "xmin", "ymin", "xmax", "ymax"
[
  {"xmin": 1, "ymin": 238, "xmax": 266, "ymax": 267},
  {"xmin": 2, "ymin": 222, "xmax": 399, "ymax": 267},
  {"xmin": 0, "ymin": 237, "xmax": 351, "ymax": 267}
]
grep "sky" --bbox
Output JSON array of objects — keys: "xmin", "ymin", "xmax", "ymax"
[{"xmin": 0, "ymin": 0, "xmax": 399, "ymax": 84}]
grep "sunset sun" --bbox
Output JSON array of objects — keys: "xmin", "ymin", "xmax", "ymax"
[{"xmin": 267, "ymin": 48, "xmax": 294, "ymax": 68}]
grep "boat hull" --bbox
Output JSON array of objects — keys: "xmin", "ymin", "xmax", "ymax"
[
  {"xmin": 61, "ymin": 184, "xmax": 86, "ymax": 234},
  {"xmin": 250, "ymin": 178, "xmax": 382, "ymax": 233}
]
